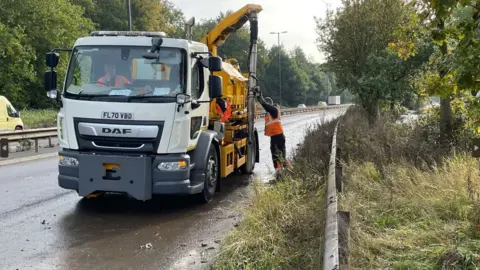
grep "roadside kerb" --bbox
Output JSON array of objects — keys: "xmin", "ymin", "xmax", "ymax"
[{"xmin": 0, "ymin": 152, "xmax": 58, "ymax": 167}]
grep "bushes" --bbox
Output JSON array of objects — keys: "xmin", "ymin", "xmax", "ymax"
[{"xmin": 337, "ymin": 106, "xmax": 471, "ymax": 169}]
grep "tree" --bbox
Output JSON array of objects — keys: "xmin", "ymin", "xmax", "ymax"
[
  {"xmin": 390, "ymin": 0, "xmax": 480, "ymax": 146},
  {"xmin": 70, "ymin": 0, "xmax": 185, "ymax": 37},
  {"xmin": 0, "ymin": 0, "xmax": 94, "ymax": 108},
  {"xmin": 0, "ymin": 25, "xmax": 36, "ymax": 108},
  {"xmin": 315, "ymin": 0, "xmax": 418, "ymax": 123}
]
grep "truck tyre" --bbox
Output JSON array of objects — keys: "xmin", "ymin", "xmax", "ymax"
[
  {"xmin": 15, "ymin": 126, "xmax": 22, "ymax": 130},
  {"xmin": 197, "ymin": 145, "xmax": 219, "ymax": 203},
  {"xmin": 240, "ymin": 134, "xmax": 257, "ymax": 174}
]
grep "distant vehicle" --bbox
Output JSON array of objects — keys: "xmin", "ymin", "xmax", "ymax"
[
  {"xmin": 0, "ymin": 96, "xmax": 23, "ymax": 131},
  {"xmin": 318, "ymin": 101, "xmax": 327, "ymax": 107},
  {"xmin": 297, "ymin": 104, "xmax": 307, "ymax": 108},
  {"xmin": 328, "ymin": 96, "xmax": 341, "ymax": 105}
]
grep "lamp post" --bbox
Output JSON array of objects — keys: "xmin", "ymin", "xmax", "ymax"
[
  {"xmin": 270, "ymin": 31, "xmax": 287, "ymax": 106},
  {"xmin": 127, "ymin": 0, "xmax": 132, "ymax": 31}
]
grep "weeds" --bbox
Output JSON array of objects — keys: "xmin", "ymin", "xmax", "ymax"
[
  {"xmin": 20, "ymin": 109, "xmax": 57, "ymax": 129},
  {"xmin": 213, "ymin": 178, "xmax": 326, "ymax": 270},
  {"xmin": 213, "ymin": 106, "xmax": 480, "ymax": 269},
  {"xmin": 343, "ymin": 157, "xmax": 480, "ymax": 269}
]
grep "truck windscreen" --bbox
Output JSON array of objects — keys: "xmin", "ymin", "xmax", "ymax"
[{"xmin": 64, "ymin": 46, "xmax": 185, "ymax": 101}]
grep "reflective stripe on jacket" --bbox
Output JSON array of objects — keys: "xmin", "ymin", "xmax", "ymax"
[{"xmin": 264, "ymin": 108, "xmax": 284, "ymax": 136}]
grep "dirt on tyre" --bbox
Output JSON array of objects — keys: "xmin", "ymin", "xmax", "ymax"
[{"xmin": 197, "ymin": 145, "xmax": 219, "ymax": 203}]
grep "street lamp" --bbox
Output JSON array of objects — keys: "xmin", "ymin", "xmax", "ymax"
[
  {"xmin": 127, "ymin": 0, "xmax": 132, "ymax": 31},
  {"xmin": 270, "ymin": 31, "xmax": 287, "ymax": 107}
]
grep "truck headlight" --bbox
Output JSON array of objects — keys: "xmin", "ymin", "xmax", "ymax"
[
  {"xmin": 59, "ymin": 156, "xmax": 79, "ymax": 167},
  {"xmin": 158, "ymin": 161, "xmax": 187, "ymax": 171}
]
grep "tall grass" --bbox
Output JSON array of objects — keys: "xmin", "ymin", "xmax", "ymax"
[
  {"xmin": 213, "ymin": 106, "xmax": 480, "ymax": 269},
  {"xmin": 343, "ymin": 157, "xmax": 480, "ymax": 269},
  {"xmin": 20, "ymin": 109, "xmax": 57, "ymax": 129}
]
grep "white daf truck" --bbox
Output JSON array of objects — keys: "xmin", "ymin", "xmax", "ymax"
[{"xmin": 44, "ymin": 4, "xmax": 262, "ymax": 203}]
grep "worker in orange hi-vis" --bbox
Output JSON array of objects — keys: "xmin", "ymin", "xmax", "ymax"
[
  {"xmin": 97, "ymin": 62, "xmax": 131, "ymax": 87},
  {"xmin": 255, "ymin": 90, "xmax": 291, "ymax": 179}
]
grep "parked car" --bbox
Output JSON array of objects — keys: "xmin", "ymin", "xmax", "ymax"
[
  {"xmin": 0, "ymin": 96, "xmax": 24, "ymax": 131},
  {"xmin": 297, "ymin": 104, "xmax": 307, "ymax": 108},
  {"xmin": 318, "ymin": 101, "xmax": 327, "ymax": 107}
]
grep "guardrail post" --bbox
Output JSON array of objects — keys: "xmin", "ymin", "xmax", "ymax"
[
  {"xmin": 48, "ymin": 137, "xmax": 52, "ymax": 148},
  {"xmin": 336, "ymin": 147, "xmax": 343, "ymax": 193},
  {"xmin": 34, "ymin": 138, "xmax": 39, "ymax": 153},
  {"xmin": 338, "ymin": 211, "xmax": 350, "ymax": 269},
  {"xmin": 0, "ymin": 138, "xmax": 8, "ymax": 158}
]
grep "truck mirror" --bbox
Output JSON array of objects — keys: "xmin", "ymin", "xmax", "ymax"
[
  {"xmin": 46, "ymin": 52, "xmax": 59, "ymax": 68},
  {"xmin": 208, "ymin": 56, "xmax": 222, "ymax": 72},
  {"xmin": 209, "ymin": 75, "xmax": 222, "ymax": 98},
  {"xmin": 44, "ymin": 70, "xmax": 57, "ymax": 91}
]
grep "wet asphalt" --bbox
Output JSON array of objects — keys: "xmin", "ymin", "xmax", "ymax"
[{"xmin": 0, "ymin": 109, "xmax": 344, "ymax": 270}]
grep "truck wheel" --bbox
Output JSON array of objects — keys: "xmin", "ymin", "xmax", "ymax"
[
  {"xmin": 15, "ymin": 126, "xmax": 22, "ymax": 130},
  {"xmin": 240, "ymin": 135, "xmax": 257, "ymax": 174},
  {"xmin": 197, "ymin": 145, "xmax": 219, "ymax": 203}
]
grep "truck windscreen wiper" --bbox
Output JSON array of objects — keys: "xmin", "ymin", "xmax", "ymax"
[
  {"xmin": 75, "ymin": 94, "xmax": 116, "ymax": 100},
  {"xmin": 126, "ymin": 95, "xmax": 175, "ymax": 103}
]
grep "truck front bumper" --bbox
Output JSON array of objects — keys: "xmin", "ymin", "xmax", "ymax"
[{"xmin": 58, "ymin": 150, "xmax": 204, "ymax": 200}]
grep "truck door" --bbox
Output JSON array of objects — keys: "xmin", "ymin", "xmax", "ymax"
[{"xmin": 187, "ymin": 59, "xmax": 209, "ymax": 151}]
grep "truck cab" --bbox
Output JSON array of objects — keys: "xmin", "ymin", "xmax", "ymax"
[
  {"xmin": 45, "ymin": 5, "xmax": 262, "ymax": 203},
  {"xmin": 45, "ymin": 31, "xmax": 229, "ymax": 202}
]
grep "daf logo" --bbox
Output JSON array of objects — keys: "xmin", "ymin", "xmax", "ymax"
[{"xmin": 102, "ymin": 128, "xmax": 132, "ymax": 134}]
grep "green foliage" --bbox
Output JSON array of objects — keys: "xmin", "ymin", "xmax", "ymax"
[
  {"xmin": 0, "ymin": 0, "xmax": 344, "ymax": 111},
  {"xmin": 390, "ymin": 0, "xmax": 480, "ymax": 141},
  {"xmin": 20, "ymin": 109, "xmax": 58, "ymax": 129},
  {"xmin": 315, "ymin": 0, "xmax": 426, "ymax": 122},
  {"xmin": 0, "ymin": 24, "xmax": 36, "ymax": 109},
  {"xmin": 193, "ymin": 12, "xmax": 337, "ymax": 107},
  {"xmin": 0, "ymin": 0, "xmax": 94, "ymax": 109}
]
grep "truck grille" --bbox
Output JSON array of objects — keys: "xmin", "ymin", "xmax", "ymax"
[{"xmin": 73, "ymin": 118, "xmax": 164, "ymax": 153}]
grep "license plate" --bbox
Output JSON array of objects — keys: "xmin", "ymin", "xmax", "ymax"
[{"xmin": 102, "ymin": 111, "xmax": 134, "ymax": 120}]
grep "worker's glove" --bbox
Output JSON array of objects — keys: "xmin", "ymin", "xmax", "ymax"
[{"xmin": 253, "ymin": 86, "xmax": 262, "ymax": 99}]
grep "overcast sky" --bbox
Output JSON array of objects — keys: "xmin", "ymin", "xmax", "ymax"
[{"xmin": 170, "ymin": 0, "xmax": 343, "ymax": 63}]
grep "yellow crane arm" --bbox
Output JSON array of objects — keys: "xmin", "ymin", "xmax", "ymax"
[{"xmin": 200, "ymin": 4, "xmax": 262, "ymax": 56}]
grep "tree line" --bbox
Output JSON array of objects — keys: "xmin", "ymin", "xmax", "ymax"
[
  {"xmin": 0, "ymin": 0, "xmax": 346, "ymax": 110},
  {"xmin": 316, "ymin": 0, "xmax": 479, "ymax": 146}
]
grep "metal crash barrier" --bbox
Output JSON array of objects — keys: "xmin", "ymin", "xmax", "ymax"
[{"xmin": 0, "ymin": 104, "xmax": 350, "ymax": 158}]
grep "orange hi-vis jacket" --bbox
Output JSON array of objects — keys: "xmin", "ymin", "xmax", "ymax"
[
  {"xmin": 264, "ymin": 108, "xmax": 284, "ymax": 136},
  {"xmin": 97, "ymin": 75, "xmax": 131, "ymax": 87},
  {"xmin": 216, "ymin": 99, "xmax": 232, "ymax": 122}
]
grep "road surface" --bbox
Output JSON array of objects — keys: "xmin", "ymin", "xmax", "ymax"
[{"xmin": 0, "ymin": 109, "xmax": 344, "ymax": 270}]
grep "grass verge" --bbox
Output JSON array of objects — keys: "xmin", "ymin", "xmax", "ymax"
[
  {"xmin": 344, "ymin": 157, "xmax": 480, "ymax": 269},
  {"xmin": 20, "ymin": 109, "xmax": 57, "ymax": 129},
  {"xmin": 213, "ymin": 106, "xmax": 480, "ymax": 269}
]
